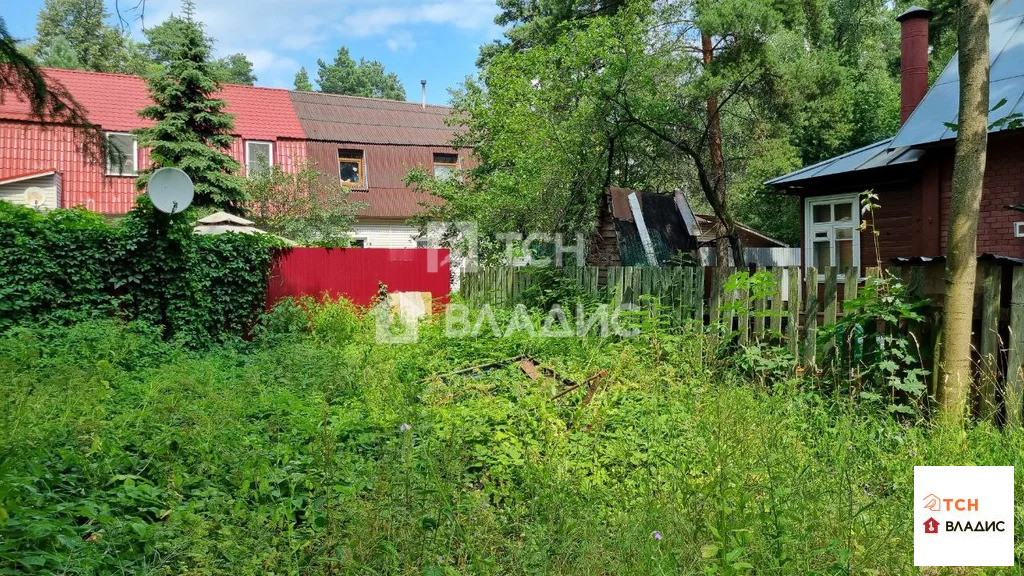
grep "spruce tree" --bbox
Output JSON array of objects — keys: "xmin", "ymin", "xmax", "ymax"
[
  {"xmin": 294, "ymin": 66, "xmax": 313, "ymax": 91},
  {"xmin": 134, "ymin": 1, "xmax": 245, "ymax": 210}
]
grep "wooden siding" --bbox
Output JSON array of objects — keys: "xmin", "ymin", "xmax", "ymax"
[
  {"xmin": 0, "ymin": 120, "xmax": 307, "ymax": 214},
  {"xmin": 863, "ymin": 184, "xmax": 916, "ymax": 266}
]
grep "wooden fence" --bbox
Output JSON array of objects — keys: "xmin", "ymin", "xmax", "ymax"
[{"xmin": 460, "ymin": 263, "xmax": 1024, "ymax": 424}]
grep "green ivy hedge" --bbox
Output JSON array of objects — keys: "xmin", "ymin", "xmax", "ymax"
[{"xmin": 0, "ymin": 201, "xmax": 278, "ymax": 345}]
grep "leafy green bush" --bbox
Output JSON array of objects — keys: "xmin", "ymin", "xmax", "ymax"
[{"xmin": 0, "ymin": 201, "xmax": 277, "ymax": 345}]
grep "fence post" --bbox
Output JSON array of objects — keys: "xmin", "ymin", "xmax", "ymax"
[
  {"xmin": 695, "ymin": 267, "xmax": 706, "ymax": 322},
  {"xmin": 979, "ymin": 264, "xmax": 1001, "ymax": 422},
  {"xmin": 738, "ymin": 267, "xmax": 751, "ymax": 345},
  {"xmin": 804, "ymin": 266, "xmax": 819, "ymax": 369},
  {"xmin": 752, "ymin": 266, "xmax": 766, "ymax": 341},
  {"xmin": 1006, "ymin": 267, "xmax": 1024, "ymax": 427},
  {"xmin": 821, "ymin": 267, "xmax": 838, "ymax": 359},
  {"xmin": 787, "ymin": 266, "xmax": 800, "ymax": 360},
  {"xmin": 709, "ymin": 267, "xmax": 722, "ymax": 324},
  {"xmin": 770, "ymin": 267, "xmax": 784, "ymax": 336}
]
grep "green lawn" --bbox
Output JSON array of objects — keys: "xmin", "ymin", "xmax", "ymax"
[{"xmin": 1, "ymin": 302, "xmax": 1021, "ymax": 575}]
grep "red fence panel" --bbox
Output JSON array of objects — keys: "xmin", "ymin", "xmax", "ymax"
[{"xmin": 267, "ymin": 247, "xmax": 450, "ymax": 308}]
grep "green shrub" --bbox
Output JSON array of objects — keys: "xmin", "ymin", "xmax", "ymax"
[{"xmin": 0, "ymin": 201, "xmax": 276, "ymax": 345}]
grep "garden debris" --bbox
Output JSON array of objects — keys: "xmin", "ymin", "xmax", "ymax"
[
  {"xmin": 551, "ymin": 370, "xmax": 606, "ymax": 408},
  {"xmin": 430, "ymin": 355, "xmax": 598, "ymax": 398}
]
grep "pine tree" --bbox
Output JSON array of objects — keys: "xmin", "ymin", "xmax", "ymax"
[
  {"xmin": 294, "ymin": 66, "xmax": 313, "ymax": 91},
  {"xmin": 134, "ymin": 1, "xmax": 245, "ymax": 210}
]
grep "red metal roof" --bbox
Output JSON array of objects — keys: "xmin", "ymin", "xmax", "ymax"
[
  {"xmin": 0, "ymin": 68, "xmax": 305, "ymax": 140},
  {"xmin": 289, "ymin": 91, "xmax": 460, "ymax": 146}
]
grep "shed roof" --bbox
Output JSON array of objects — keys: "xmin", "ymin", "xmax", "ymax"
[
  {"xmin": 0, "ymin": 68, "xmax": 305, "ymax": 140},
  {"xmin": 765, "ymin": 138, "xmax": 923, "ymax": 187},
  {"xmin": 891, "ymin": 0, "xmax": 1024, "ymax": 148},
  {"xmin": 289, "ymin": 90, "xmax": 460, "ymax": 146}
]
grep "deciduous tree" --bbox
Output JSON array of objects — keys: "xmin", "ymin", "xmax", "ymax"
[{"xmin": 938, "ymin": 0, "xmax": 990, "ymax": 422}]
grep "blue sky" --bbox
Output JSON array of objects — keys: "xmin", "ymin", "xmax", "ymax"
[{"xmin": 3, "ymin": 0, "xmax": 502, "ymax": 105}]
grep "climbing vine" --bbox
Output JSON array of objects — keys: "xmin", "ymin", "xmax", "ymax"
[{"xmin": 0, "ymin": 201, "xmax": 278, "ymax": 345}]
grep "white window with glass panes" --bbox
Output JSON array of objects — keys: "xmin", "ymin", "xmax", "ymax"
[{"xmin": 804, "ymin": 193, "xmax": 860, "ymax": 280}]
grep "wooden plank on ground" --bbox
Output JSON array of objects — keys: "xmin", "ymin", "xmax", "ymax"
[
  {"xmin": 979, "ymin": 264, "xmax": 1001, "ymax": 422},
  {"xmin": 1006, "ymin": 267, "xmax": 1024, "ymax": 427}
]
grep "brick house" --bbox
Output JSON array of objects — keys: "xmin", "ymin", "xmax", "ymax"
[
  {"xmin": 0, "ymin": 68, "xmax": 463, "ymax": 247},
  {"xmin": 767, "ymin": 0, "xmax": 1024, "ymax": 273}
]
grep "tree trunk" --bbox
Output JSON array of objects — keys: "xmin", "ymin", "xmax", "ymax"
[
  {"xmin": 938, "ymin": 0, "xmax": 990, "ymax": 422},
  {"xmin": 701, "ymin": 31, "xmax": 744, "ymax": 267}
]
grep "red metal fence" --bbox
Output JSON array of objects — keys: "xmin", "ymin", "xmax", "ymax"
[{"xmin": 267, "ymin": 247, "xmax": 451, "ymax": 308}]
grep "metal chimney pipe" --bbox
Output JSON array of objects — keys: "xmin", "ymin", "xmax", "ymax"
[
  {"xmin": 420, "ymin": 79, "xmax": 427, "ymax": 109},
  {"xmin": 896, "ymin": 6, "xmax": 932, "ymax": 126}
]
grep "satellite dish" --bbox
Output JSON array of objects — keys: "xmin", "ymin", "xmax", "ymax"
[
  {"xmin": 148, "ymin": 167, "xmax": 194, "ymax": 214},
  {"xmin": 24, "ymin": 187, "xmax": 46, "ymax": 208}
]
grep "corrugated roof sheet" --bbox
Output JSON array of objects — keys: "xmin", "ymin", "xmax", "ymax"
[
  {"xmin": 0, "ymin": 68, "xmax": 305, "ymax": 140},
  {"xmin": 289, "ymin": 91, "xmax": 460, "ymax": 146},
  {"xmin": 891, "ymin": 0, "xmax": 1024, "ymax": 148},
  {"xmin": 350, "ymin": 188, "xmax": 443, "ymax": 219},
  {"xmin": 765, "ymin": 138, "xmax": 924, "ymax": 186}
]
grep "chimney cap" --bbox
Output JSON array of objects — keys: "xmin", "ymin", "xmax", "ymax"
[{"xmin": 896, "ymin": 5, "xmax": 932, "ymax": 22}]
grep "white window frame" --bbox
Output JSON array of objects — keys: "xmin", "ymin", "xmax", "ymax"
[
  {"xmin": 804, "ymin": 193, "xmax": 861, "ymax": 282},
  {"xmin": 245, "ymin": 140, "xmax": 274, "ymax": 175},
  {"xmin": 105, "ymin": 132, "xmax": 138, "ymax": 176}
]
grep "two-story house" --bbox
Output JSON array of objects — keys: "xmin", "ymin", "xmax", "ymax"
[{"xmin": 0, "ymin": 68, "xmax": 463, "ymax": 247}]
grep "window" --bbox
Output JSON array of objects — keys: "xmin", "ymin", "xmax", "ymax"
[
  {"xmin": 246, "ymin": 141, "xmax": 273, "ymax": 175},
  {"xmin": 414, "ymin": 236, "xmax": 429, "ymax": 248},
  {"xmin": 106, "ymin": 132, "xmax": 137, "ymax": 176},
  {"xmin": 339, "ymin": 150, "xmax": 364, "ymax": 186},
  {"xmin": 804, "ymin": 194, "xmax": 860, "ymax": 278},
  {"xmin": 352, "ymin": 238, "xmax": 366, "ymax": 248},
  {"xmin": 433, "ymin": 153, "xmax": 458, "ymax": 180}
]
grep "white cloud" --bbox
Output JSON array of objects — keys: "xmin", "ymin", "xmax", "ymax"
[
  {"xmin": 386, "ymin": 33, "xmax": 417, "ymax": 52},
  {"xmin": 112, "ymin": 0, "xmax": 498, "ymax": 90}
]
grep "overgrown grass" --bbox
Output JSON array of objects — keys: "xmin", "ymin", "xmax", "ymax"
[{"xmin": 1, "ymin": 301, "xmax": 1022, "ymax": 574}]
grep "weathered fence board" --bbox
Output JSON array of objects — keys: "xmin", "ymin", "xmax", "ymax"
[{"xmin": 460, "ymin": 263, "xmax": 1024, "ymax": 420}]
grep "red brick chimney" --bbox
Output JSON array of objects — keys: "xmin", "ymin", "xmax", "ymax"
[{"xmin": 896, "ymin": 6, "xmax": 933, "ymax": 125}]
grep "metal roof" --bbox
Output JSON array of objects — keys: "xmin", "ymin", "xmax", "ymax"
[
  {"xmin": 765, "ymin": 138, "xmax": 924, "ymax": 186},
  {"xmin": 890, "ymin": 0, "xmax": 1024, "ymax": 148},
  {"xmin": 288, "ymin": 91, "xmax": 460, "ymax": 146},
  {"xmin": 0, "ymin": 68, "xmax": 306, "ymax": 140}
]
